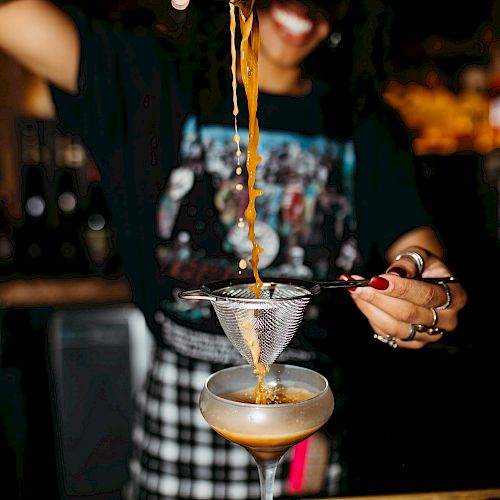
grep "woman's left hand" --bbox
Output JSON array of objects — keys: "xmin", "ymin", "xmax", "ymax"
[{"xmin": 342, "ymin": 247, "xmax": 467, "ymax": 349}]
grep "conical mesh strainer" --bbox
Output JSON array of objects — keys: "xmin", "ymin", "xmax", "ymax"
[
  {"xmin": 178, "ymin": 277, "xmax": 319, "ymax": 367},
  {"xmin": 179, "ymin": 275, "xmax": 458, "ymax": 368}
]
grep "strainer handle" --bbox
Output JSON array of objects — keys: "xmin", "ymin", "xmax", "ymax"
[
  {"xmin": 317, "ymin": 279, "xmax": 369, "ymax": 289},
  {"xmin": 317, "ymin": 276, "xmax": 459, "ymax": 289},
  {"xmin": 178, "ymin": 289, "xmax": 216, "ymax": 301}
]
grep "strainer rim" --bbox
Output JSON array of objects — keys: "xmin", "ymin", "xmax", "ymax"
[{"xmin": 199, "ymin": 277, "xmax": 321, "ymax": 302}]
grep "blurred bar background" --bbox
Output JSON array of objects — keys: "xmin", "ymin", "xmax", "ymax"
[{"xmin": 0, "ymin": 1, "xmax": 499, "ymax": 499}]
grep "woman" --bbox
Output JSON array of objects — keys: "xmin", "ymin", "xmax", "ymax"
[{"xmin": 0, "ymin": 0, "xmax": 466, "ymax": 497}]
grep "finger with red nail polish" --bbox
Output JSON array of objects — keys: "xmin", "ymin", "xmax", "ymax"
[
  {"xmin": 339, "ymin": 273, "xmax": 356, "ymax": 292},
  {"xmin": 368, "ymin": 275, "xmax": 389, "ymax": 290}
]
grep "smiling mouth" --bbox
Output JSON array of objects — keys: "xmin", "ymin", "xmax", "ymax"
[{"xmin": 269, "ymin": 2, "xmax": 314, "ymax": 42}]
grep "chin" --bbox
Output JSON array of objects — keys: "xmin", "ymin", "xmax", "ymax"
[{"xmin": 260, "ymin": 43, "xmax": 308, "ymax": 68}]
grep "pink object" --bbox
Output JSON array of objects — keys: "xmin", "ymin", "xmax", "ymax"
[{"xmin": 287, "ymin": 437, "xmax": 311, "ymax": 494}]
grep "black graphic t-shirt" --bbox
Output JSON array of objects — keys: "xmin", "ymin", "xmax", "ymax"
[
  {"xmin": 157, "ymin": 84, "xmax": 359, "ymax": 337},
  {"xmin": 50, "ymin": 9, "xmax": 432, "ymax": 499},
  {"xmin": 51, "ymin": 10, "xmax": 430, "ymax": 362}
]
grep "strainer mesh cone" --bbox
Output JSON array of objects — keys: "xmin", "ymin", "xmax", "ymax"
[{"xmin": 204, "ymin": 281, "xmax": 312, "ymax": 367}]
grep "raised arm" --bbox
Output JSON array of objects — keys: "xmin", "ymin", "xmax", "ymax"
[
  {"xmin": 0, "ymin": 0, "xmax": 80, "ymax": 93},
  {"xmin": 0, "ymin": 0, "xmax": 194, "ymax": 93}
]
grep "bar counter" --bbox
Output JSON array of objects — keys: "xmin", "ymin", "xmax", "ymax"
[{"xmin": 0, "ymin": 275, "xmax": 131, "ymax": 308}]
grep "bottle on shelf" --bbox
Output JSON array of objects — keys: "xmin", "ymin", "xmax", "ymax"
[
  {"xmin": 15, "ymin": 164, "xmax": 56, "ymax": 277},
  {"xmin": 59, "ymin": 134, "xmax": 90, "ymax": 195},
  {"xmin": 81, "ymin": 182, "xmax": 121, "ymax": 276},
  {"xmin": 18, "ymin": 119, "xmax": 41, "ymax": 167},
  {"xmin": 52, "ymin": 167, "xmax": 91, "ymax": 276}
]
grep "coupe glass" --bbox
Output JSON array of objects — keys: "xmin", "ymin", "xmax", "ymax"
[{"xmin": 199, "ymin": 363, "xmax": 334, "ymax": 500}]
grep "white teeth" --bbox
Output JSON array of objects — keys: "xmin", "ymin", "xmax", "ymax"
[{"xmin": 271, "ymin": 6, "xmax": 313, "ymax": 36}]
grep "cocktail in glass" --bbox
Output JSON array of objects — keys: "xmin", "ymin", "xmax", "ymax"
[{"xmin": 199, "ymin": 363, "xmax": 334, "ymax": 500}]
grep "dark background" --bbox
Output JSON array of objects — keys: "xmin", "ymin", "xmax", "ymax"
[{"xmin": 1, "ymin": 1, "xmax": 499, "ymax": 499}]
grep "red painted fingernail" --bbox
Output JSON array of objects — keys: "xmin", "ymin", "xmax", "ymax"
[
  {"xmin": 386, "ymin": 266, "xmax": 407, "ymax": 278},
  {"xmin": 339, "ymin": 273, "xmax": 353, "ymax": 281},
  {"xmin": 339, "ymin": 273, "xmax": 356, "ymax": 293},
  {"xmin": 368, "ymin": 276, "xmax": 389, "ymax": 290}
]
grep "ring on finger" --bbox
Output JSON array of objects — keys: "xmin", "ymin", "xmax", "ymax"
[
  {"xmin": 427, "ymin": 327, "xmax": 445, "ymax": 336},
  {"xmin": 413, "ymin": 323, "xmax": 429, "ymax": 333},
  {"xmin": 402, "ymin": 324, "xmax": 417, "ymax": 342},
  {"xmin": 394, "ymin": 251, "xmax": 424, "ymax": 275},
  {"xmin": 437, "ymin": 283, "xmax": 452, "ymax": 310},
  {"xmin": 429, "ymin": 307, "xmax": 438, "ymax": 328},
  {"xmin": 413, "ymin": 308, "xmax": 438, "ymax": 332},
  {"xmin": 411, "ymin": 324, "xmax": 446, "ymax": 337},
  {"xmin": 373, "ymin": 333, "xmax": 398, "ymax": 348}
]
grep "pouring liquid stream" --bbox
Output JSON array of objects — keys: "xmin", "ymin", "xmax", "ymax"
[
  {"xmin": 229, "ymin": 2, "xmax": 270, "ymax": 401},
  {"xmin": 229, "ymin": 1, "xmax": 264, "ymax": 299}
]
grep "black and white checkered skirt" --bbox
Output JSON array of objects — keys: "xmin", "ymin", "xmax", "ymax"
[{"xmin": 123, "ymin": 315, "xmax": 341, "ymax": 499}]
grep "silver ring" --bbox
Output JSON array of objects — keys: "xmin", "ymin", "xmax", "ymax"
[
  {"xmin": 414, "ymin": 323, "xmax": 429, "ymax": 333},
  {"xmin": 436, "ymin": 283, "xmax": 452, "ymax": 310},
  {"xmin": 429, "ymin": 307, "xmax": 438, "ymax": 328},
  {"xmin": 402, "ymin": 324, "xmax": 417, "ymax": 341},
  {"xmin": 427, "ymin": 327, "xmax": 445, "ymax": 336},
  {"xmin": 394, "ymin": 251, "xmax": 424, "ymax": 275},
  {"xmin": 373, "ymin": 333, "xmax": 398, "ymax": 348},
  {"xmin": 413, "ymin": 309, "xmax": 437, "ymax": 331}
]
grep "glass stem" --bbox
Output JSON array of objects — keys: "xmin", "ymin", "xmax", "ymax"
[{"xmin": 256, "ymin": 460, "xmax": 279, "ymax": 500}]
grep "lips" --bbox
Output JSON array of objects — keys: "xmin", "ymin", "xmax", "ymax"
[{"xmin": 269, "ymin": 2, "xmax": 315, "ymax": 44}]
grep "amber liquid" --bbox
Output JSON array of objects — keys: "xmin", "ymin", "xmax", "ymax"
[
  {"xmin": 229, "ymin": 1, "xmax": 264, "ymax": 298},
  {"xmin": 212, "ymin": 424, "xmax": 321, "ymax": 453},
  {"xmin": 212, "ymin": 387, "xmax": 320, "ymax": 457},
  {"xmin": 220, "ymin": 385, "xmax": 315, "ymax": 405},
  {"xmin": 229, "ymin": 3, "xmax": 271, "ymax": 401}
]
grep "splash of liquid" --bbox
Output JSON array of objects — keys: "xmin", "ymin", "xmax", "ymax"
[
  {"xmin": 229, "ymin": 2, "xmax": 264, "ymax": 299},
  {"xmin": 229, "ymin": 3, "xmax": 268, "ymax": 399}
]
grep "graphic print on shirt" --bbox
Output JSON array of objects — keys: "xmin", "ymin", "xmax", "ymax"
[{"xmin": 156, "ymin": 114, "xmax": 360, "ymax": 325}]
